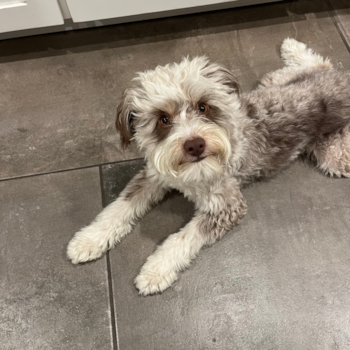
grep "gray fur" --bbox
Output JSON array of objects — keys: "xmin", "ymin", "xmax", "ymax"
[
  {"xmin": 117, "ymin": 41, "xmax": 350, "ymax": 248},
  {"xmin": 237, "ymin": 68, "xmax": 350, "ymax": 182},
  {"xmin": 197, "ymin": 177, "xmax": 247, "ymax": 245},
  {"xmin": 67, "ymin": 39, "xmax": 350, "ymax": 295}
]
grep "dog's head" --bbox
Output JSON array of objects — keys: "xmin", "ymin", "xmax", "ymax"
[{"xmin": 116, "ymin": 57, "xmax": 242, "ymax": 182}]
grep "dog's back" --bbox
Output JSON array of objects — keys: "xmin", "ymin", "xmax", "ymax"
[{"xmin": 237, "ymin": 69, "xmax": 350, "ymax": 180}]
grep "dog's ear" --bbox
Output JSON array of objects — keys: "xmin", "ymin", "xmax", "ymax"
[
  {"xmin": 116, "ymin": 89, "xmax": 135, "ymax": 149},
  {"xmin": 203, "ymin": 64, "xmax": 241, "ymax": 95}
]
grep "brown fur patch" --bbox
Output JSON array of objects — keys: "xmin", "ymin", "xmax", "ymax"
[
  {"xmin": 205, "ymin": 105, "xmax": 222, "ymax": 124},
  {"xmin": 153, "ymin": 110, "xmax": 173, "ymax": 143},
  {"xmin": 315, "ymin": 62, "xmax": 333, "ymax": 70},
  {"xmin": 122, "ymin": 169, "xmax": 148, "ymax": 200},
  {"xmin": 195, "ymin": 100, "xmax": 222, "ymax": 124},
  {"xmin": 197, "ymin": 179, "xmax": 247, "ymax": 245},
  {"xmin": 116, "ymin": 90, "xmax": 134, "ymax": 149},
  {"xmin": 284, "ymin": 72, "xmax": 311, "ymax": 86},
  {"xmin": 198, "ymin": 203, "xmax": 246, "ymax": 245},
  {"xmin": 245, "ymin": 103, "xmax": 259, "ymax": 120},
  {"xmin": 205, "ymin": 67, "xmax": 241, "ymax": 95},
  {"xmin": 155, "ymin": 124, "xmax": 172, "ymax": 142}
]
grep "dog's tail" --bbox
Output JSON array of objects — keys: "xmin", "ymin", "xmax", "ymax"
[{"xmin": 281, "ymin": 38, "xmax": 332, "ymax": 69}]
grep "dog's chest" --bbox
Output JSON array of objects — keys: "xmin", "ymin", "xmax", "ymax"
[{"xmin": 159, "ymin": 174, "xmax": 218, "ymax": 203}]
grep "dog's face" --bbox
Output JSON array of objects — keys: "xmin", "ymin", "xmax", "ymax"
[{"xmin": 116, "ymin": 57, "xmax": 242, "ymax": 182}]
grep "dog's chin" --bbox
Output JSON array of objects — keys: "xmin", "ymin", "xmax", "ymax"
[{"xmin": 176, "ymin": 155, "xmax": 223, "ymax": 182}]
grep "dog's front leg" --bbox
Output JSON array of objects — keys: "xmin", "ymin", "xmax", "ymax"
[
  {"xmin": 135, "ymin": 177, "xmax": 247, "ymax": 295},
  {"xmin": 67, "ymin": 168, "xmax": 167, "ymax": 264}
]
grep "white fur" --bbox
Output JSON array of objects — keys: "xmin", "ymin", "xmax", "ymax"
[
  {"xmin": 67, "ymin": 199, "xmax": 134, "ymax": 263},
  {"xmin": 281, "ymin": 37, "xmax": 332, "ymax": 68},
  {"xmin": 151, "ymin": 118, "xmax": 231, "ymax": 182},
  {"xmin": 67, "ymin": 171, "xmax": 166, "ymax": 265},
  {"xmin": 313, "ymin": 127, "xmax": 350, "ymax": 178},
  {"xmin": 67, "ymin": 39, "xmax": 349, "ymax": 296},
  {"xmin": 135, "ymin": 217, "xmax": 207, "ymax": 295}
]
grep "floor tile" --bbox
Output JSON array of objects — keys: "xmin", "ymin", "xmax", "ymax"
[
  {"xmin": 102, "ymin": 160, "xmax": 350, "ymax": 350},
  {"xmin": 330, "ymin": 0, "xmax": 350, "ymax": 49},
  {"xmin": 1, "ymin": 0, "xmax": 350, "ymax": 180},
  {"xmin": 0, "ymin": 168, "xmax": 112, "ymax": 350},
  {"xmin": 102, "ymin": 159, "xmax": 146, "ymax": 205}
]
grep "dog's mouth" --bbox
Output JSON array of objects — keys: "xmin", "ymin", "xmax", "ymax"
[
  {"xmin": 179, "ymin": 156, "xmax": 207, "ymax": 165},
  {"xmin": 193, "ymin": 156, "xmax": 206, "ymax": 163}
]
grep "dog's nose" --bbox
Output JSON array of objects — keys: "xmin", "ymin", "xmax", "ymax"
[{"xmin": 184, "ymin": 137, "xmax": 206, "ymax": 157}]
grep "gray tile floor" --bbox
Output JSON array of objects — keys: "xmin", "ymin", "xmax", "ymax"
[{"xmin": 1, "ymin": 1, "xmax": 350, "ymax": 349}]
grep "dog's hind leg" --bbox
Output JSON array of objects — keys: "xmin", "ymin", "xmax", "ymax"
[
  {"xmin": 280, "ymin": 38, "xmax": 332, "ymax": 69},
  {"xmin": 312, "ymin": 128, "xmax": 350, "ymax": 178}
]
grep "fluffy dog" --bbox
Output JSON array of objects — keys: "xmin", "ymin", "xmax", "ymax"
[{"xmin": 67, "ymin": 39, "xmax": 350, "ymax": 295}]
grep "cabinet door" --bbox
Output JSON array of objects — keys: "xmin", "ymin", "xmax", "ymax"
[
  {"xmin": 66, "ymin": 0, "xmax": 273, "ymax": 23},
  {"xmin": 0, "ymin": 0, "xmax": 64, "ymax": 33}
]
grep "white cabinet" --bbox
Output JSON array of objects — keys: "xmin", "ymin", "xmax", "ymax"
[
  {"xmin": 66, "ymin": 0, "xmax": 278, "ymax": 23},
  {"xmin": 0, "ymin": 0, "xmax": 280, "ymax": 38},
  {"xmin": 0, "ymin": 0, "xmax": 64, "ymax": 33}
]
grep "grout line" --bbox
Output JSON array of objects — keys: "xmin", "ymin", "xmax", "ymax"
[
  {"xmin": 106, "ymin": 251, "xmax": 120, "ymax": 350},
  {"xmin": 327, "ymin": 1, "xmax": 350, "ymax": 54},
  {"xmin": 99, "ymin": 164, "xmax": 108, "ymax": 211},
  {"xmin": 99, "ymin": 166, "xmax": 120, "ymax": 350},
  {"xmin": 331, "ymin": 16, "xmax": 350, "ymax": 54},
  {"xmin": 0, "ymin": 157, "xmax": 144, "ymax": 183}
]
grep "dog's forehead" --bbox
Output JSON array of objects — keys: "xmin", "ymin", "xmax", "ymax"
[
  {"xmin": 137, "ymin": 56, "xmax": 208, "ymax": 82},
  {"xmin": 138, "ymin": 67, "xmax": 204, "ymax": 92},
  {"xmin": 132, "ymin": 59, "xmax": 216, "ymax": 111}
]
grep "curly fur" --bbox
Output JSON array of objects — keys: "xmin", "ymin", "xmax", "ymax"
[{"xmin": 67, "ymin": 39, "xmax": 350, "ymax": 295}]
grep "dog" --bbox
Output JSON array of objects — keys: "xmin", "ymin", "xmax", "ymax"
[{"xmin": 67, "ymin": 39, "xmax": 350, "ymax": 295}]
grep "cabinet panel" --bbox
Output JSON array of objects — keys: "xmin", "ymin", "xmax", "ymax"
[
  {"xmin": 66, "ymin": 0, "xmax": 278, "ymax": 23},
  {"xmin": 0, "ymin": 0, "xmax": 64, "ymax": 33}
]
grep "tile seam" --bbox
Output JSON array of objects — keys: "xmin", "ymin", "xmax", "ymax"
[
  {"xmin": 327, "ymin": 0, "xmax": 350, "ymax": 54},
  {"xmin": 99, "ymin": 165, "xmax": 120, "ymax": 350},
  {"xmin": 0, "ymin": 157, "xmax": 144, "ymax": 183}
]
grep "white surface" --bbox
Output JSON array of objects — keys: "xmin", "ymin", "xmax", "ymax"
[
  {"xmin": 57, "ymin": 0, "xmax": 71, "ymax": 19},
  {"xmin": 66, "ymin": 0, "xmax": 273, "ymax": 23},
  {"xmin": 0, "ymin": 1, "xmax": 26, "ymax": 10},
  {"xmin": 0, "ymin": 0, "xmax": 64, "ymax": 33}
]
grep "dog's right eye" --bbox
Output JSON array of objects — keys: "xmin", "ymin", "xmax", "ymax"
[
  {"xmin": 198, "ymin": 103, "xmax": 209, "ymax": 114},
  {"xmin": 159, "ymin": 115, "xmax": 170, "ymax": 126}
]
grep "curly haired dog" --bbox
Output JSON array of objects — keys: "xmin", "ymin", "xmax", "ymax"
[{"xmin": 67, "ymin": 39, "xmax": 350, "ymax": 295}]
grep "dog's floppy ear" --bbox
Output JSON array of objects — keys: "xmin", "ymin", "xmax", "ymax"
[
  {"xmin": 116, "ymin": 89, "xmax": 135, "ymax": 149},
  {"xmin": 203, "ymin": 64, "xmax": 241, "ymax": 95}
]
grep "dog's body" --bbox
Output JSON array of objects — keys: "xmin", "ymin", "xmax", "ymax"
[{"xmin": 67, "ymin": 39, "xmax": 350, "ymax": 295}]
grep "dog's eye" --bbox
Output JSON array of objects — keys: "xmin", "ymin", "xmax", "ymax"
[
  {"xmin": 159, "ymin": 115, "xmax": 170, "ymax": 126},
  {"xmin": 198, "ymin": 103, "xmax": 209, "ymax": 114}
]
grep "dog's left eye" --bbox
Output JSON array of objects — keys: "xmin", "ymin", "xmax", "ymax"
[
  {"xmin": 159, "ymin": 115, "xmax": 170, "ymax": 126},
  {"xmin": 198, "ymin": 103, "xmax": 209, "ymax": 113}
]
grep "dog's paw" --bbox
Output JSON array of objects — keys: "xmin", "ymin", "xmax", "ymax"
[
  {"xmin": 134, "ymin": 265, "xmax": 178, "ymax": 296},
  {"xmin": 67, "ymin": 228, "xmax": 108, "ymax": 264}
]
